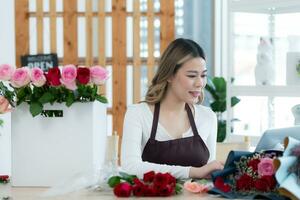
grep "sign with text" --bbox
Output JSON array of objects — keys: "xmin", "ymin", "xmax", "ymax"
[{"xmin": 21, "ymin": 53, "xmax": 58, "ymax": 71}]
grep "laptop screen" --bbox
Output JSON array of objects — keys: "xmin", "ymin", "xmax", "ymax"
[{"xmin": 255, "ymin": 126, "xmax": 300, "ymax": 152}]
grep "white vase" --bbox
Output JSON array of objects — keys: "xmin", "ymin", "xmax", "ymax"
[{"xmin": 11, "ymin": 101, "xmax": 107, "ymax": 187}]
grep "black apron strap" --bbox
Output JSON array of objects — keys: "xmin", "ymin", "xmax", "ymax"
[
  {"xmin": 150, "ymin": 103, "xmax": 160, "ymax": 140},
  {"xmin": 185, "ymin": 104, "xmax": 199, "ymax": 136}
]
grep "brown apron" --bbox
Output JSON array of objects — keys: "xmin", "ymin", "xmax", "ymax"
[{"xmin": 142, "ymin": 103, "xmax": 210, "ymax": 167}]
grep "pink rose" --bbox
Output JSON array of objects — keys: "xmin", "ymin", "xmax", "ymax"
[
  {"xmin": 0, "ymin": 96, "xmax": 11, "ymax": 114},
  {"xmin": 258, "ymin": 158, "xmax": 275, "ymax": 176},
  {"xmin": 183, "ymin": 181, "xmax": 209, "ymax": 193},
  {"xmin": 31, "ymin": 67, "xmax": 46, "ymax": 87},
  {"xmin": 11, "ymin": 67, "xmax": 31, "ymax": 88},
  {"xmin": 0, "ymin": 64, "xmax": 15, "ymax": 81},
  {"xmin": 90, "ymin": 65, "xmax": 109, "ymax": 85},
  {"xmin": 60, "ymin": 64, "xmax": 77, "ymax": 90}
]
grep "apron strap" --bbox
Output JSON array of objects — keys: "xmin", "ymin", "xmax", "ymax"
[
  {"xmin": 150, "ymin": 103, "xmax": 160, "ymax": 140},
  {"xmin": 185, "ymin": 104, "xmax": 199, "ymax": 137}
]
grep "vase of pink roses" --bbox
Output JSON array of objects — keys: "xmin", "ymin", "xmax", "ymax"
[
  {"xmin": 0, "ymin": 64, "xmax": 108, "ymax": 116},
  {"xmin": 0, "ymin": 64, "xmax": 109, "ymax": 187}
]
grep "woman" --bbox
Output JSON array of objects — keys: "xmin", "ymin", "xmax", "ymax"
[{"xmin": 121, "ymin": 38, "xmax": 224, "ymax": 179}]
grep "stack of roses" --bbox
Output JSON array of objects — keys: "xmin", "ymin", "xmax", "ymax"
[
  {"xmin": 214, "ymin": 152, "xmax": 278, "ymax": 194},
  {"xmin": 108, "ymin": 171, "xmax": 182, "ymax": 197},
  {"xmin": 0, "ymin": 64, "xmax": 109, "ymax": 117},
  {"xmin": 0, "ymin": 175, "xmax": 9, "ymax": 184}
]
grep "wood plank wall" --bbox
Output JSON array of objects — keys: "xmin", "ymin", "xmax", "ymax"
[{"xmin": 15, "ymin": 0, "xmax": 175, "ymax": 160}]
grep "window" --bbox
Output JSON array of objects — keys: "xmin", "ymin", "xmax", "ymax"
[{"xmin": 216, "ymin": 0, "xmax": 300, "ymax": 139}]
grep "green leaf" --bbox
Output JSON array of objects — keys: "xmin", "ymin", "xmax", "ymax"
[
  {"xmin": 66, "ymin": 92, "xmax": 75, "ymax": 107},
  {"xmin": 95, "ymin": 95, "xmax": 108, "ymax": 103},
  {"xmin": 107, "ymin": 176, "xmax": 121, "ymax": 188},
  {"xmin": 175, "ymin": 183, "xmax": 183, "ymax": 194},
  {"xmin": 119, "ymin": 172, "xmax": 137, "ymax": 184},
  {"xmin": 39, "ymin": 92, "xmax": 54, "ymax": 104},
  {"xmin": 29, "ymin": 102, "xmax": 43, "ymax": 117},
  {"xmin": 211, "ymin": 101, "xmax": 226, "ymax": 113},
  {"xmin": 231, "ymin": 96, "xmax": 240, "ymax": 107},
  {"xmin": 212, "ymin": 77, "xmax": 226, "ymax": 93}
]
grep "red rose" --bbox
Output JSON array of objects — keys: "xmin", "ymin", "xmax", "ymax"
[
  {"xmin": 45, "ymin": 67, "xmax": 61, "ymax": 86},
  {"xmin": 132, "ymin": 184, "xmax": 144, "ymax": 196},
  {"xmin": 143, "ymin": 171, "xmax": 155, "ymax": 182},
  {"xmin": 214, "ymin": 177, "xmax": 231, "ymax": 193},
  {"xmin": 254, "ymin": 177, "xmax": 270, "ymax": 192},
  {"xmin": 158, "ymin": 184, "xmax": 174, "ymax": 196},
  {"xmin": 133, "ymin": 178, "xmax": 144, "ymax": 186},
  {"xmin": 261, "ymin": 175, "xmax": 277, "ymax": 190},
  {"xmin": 164, "ymin": 173, "xmax": 176, "ymax": 186},
  {"xmin": 77, "ymin": 67, "xmax": 90, "ymax": 85},
  {"xmin": 153, "ymin": 173, "xmax": 169, "ymax": 187},
  {"xmin": 144, "ymin": 185, "xmax": 158, "ymax": 196},
  {"xmin": 0, "ymin": 175, "xmax": 9, "ymax": 182},
  {"xmin": 113, "ymin": 182, "xmax": 132, "ymax": 197},
  {"xmin": 248, "ymin": 158, "xmax": 260, "ymax": 171},
  {"xmin": 236, "ymin": 174, "xmax": 253, "ymax": 191}
]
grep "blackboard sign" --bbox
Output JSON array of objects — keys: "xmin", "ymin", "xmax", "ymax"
[{"xmin": 21, "ymin": 53, "xmax": 58, "ymax": 71}]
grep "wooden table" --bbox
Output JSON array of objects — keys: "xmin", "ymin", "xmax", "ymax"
[{"xmin": 0, "ymin": 184, "xmax": 224, "ymax": 200}]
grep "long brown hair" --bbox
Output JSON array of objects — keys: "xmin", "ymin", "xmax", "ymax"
[{"xmin": 145, "ymin": 38, "xmax": 206, "ymax": 104}]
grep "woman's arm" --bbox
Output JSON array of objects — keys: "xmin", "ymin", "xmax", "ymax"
[
  {"xmin": 206, "ymin": 109, "xmax": 218, "ymax": 161},
  {"xmin": 120, "ymin": 105, "xmax": 190, "ymax": 179}
]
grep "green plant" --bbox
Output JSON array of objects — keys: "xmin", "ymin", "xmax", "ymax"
[{"xmin": 205, "ymin": 77, "xmax": 240, "ymax": 142}]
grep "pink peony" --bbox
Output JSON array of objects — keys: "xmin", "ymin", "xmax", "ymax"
[
  {"xmin": 0, "ymin": 96, "xmax": 11, "ymax": 114},
  {"xmin": 258, "ymin": 158, "xmax": 275, "ymax": 176},
  {"xmin": 183, "ymin": 181, "xmax": 209, "ymax": 193},
  {"xmin": 11, "ymin": 67, "xmax": 31, "ymax": 88},
  {"xmin": 0, "ymin": 64, "xmax": 15, "ymax": 81},
  {"xmin": 31, "ymin": 67, "xmax": 46, "ymax": 87},
  {"xmin": 60, "ymin": 64, "xmax": 77, "ymax": 90},
  {"xmin": 90, "ymin": 65, "xmax": 109, "ymax": 85}
]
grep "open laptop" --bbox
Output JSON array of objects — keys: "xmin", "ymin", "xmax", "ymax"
[{"xmin": 255, "ymin": 126, "xmax": 300, "ymax": 152}]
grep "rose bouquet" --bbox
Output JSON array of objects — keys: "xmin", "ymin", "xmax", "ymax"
[
  {"xmin": 107, "ymin": 171, "xmax": 183, "ymax": 197},
  {"xmin": 0, "ymin": 175, "xmax": 9, "ymax": 184},
  {"xmin": 0, "ymin": 64, "xmax": 108, "ymax": 117},
  {"xmin": 209, "ymin": 150, "xmax": 285, "ymax": 199}
]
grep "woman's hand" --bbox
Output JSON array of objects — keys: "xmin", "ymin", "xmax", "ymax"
[{"xmin": 189, "ymin": 160, "xmax": 224, "ymax": 178}]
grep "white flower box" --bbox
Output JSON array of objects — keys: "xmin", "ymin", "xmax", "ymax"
[{"xmin": 11, "ymin": 102, "xmax": 107, "ymax": 187}]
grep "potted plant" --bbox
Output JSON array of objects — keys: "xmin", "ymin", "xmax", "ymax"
[{"xmin": 205, "ymin": 77, "xmax": 240, "ymax": 142}]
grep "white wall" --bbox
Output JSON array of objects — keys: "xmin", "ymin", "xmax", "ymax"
[{"xmin": 0, "ymin": 0, "xmax": 15, "ymax": 175}]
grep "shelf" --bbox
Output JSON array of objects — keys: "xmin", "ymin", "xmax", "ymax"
[{"xmin": 230, "ymin": 85, "xmax": 300, "ymax": 97}]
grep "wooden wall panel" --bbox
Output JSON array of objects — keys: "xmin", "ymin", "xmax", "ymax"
[
  {"xmin": 15, "ymin": 0, "xmax": 29, "ymax": 67},
  {"xmin": 160, "ymin": 0, "xmax": 175, "ymax": 53},
  {"xmin": 63, "ymin": 0, "xmax": 78, "ymax": 64},
  {"xmin": 133, "ymin": 0, "xmax": 141, "ymax": 103},
  {"xmin": 36, "ymin": 0, "xmax": 44, "ymax": 53},
  {"xmin": 85, "ymin": 0, "xmax": 93, "ymax": 66},
  {"xmin": 49, "ymin": 0, "xmax": 57, "ymax": 53},
  {"xmin": 147, "ymin": 0, "xmax": 155, "ymax": 83}
]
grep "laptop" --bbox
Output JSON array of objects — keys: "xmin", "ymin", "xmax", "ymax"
[{"xmin": 255, "ymin": 126, "xmax": 300, "ymax": 152}]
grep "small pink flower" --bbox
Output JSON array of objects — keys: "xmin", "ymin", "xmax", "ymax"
[
  {"xmin": 60, "ymin": 64, "xmax": 77, "ymax": 90},
  {"xmin": 0, "ymin": 64, "xmax": 15, "ymax": 81},
  {"xmin": 258, "ymin": 158, "xmax": 275, "ymax": 176},
  {"xmin": 11, "ymin": 67, "xmax": 31, "ymax": 88},
  {"xmin": 183, "ymin": 181, "xmax": 209, "ymax": 193},
  {"xmin": 0, "ymin": 96, "xmax": 11, "ymax": 114},
  {"xmin": 90, "ymin": 65, "xmax": 109, "ymax": 85},
  {"xmin": 31, "ymin": 67, "xmax": 46, "ymax": 87}
]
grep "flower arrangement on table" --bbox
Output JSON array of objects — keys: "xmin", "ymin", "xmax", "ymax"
[
  {"xmin": 0, "ymin": 64, "xmax": 108, "ymax": 117},
  {"xmin": 0, "ymin": 175, "xmax": 9, "ymax": 184},
  {"xmin": 107, "ymin": 171, "xmax": 183, "ymax": 197},
  {"xmin": 211, "ymin": 151, "xmax": 282, "ymax": 199}
]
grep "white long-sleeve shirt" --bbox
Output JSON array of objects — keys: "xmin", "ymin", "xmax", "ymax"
[{"xmin": 121, "ymin": 102, "xmax": 217, "ymax": 179}]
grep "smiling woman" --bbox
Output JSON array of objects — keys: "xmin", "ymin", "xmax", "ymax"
[{"xmin": 121, "ymin": 38, "xmax": 223, "ymax": 180}]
